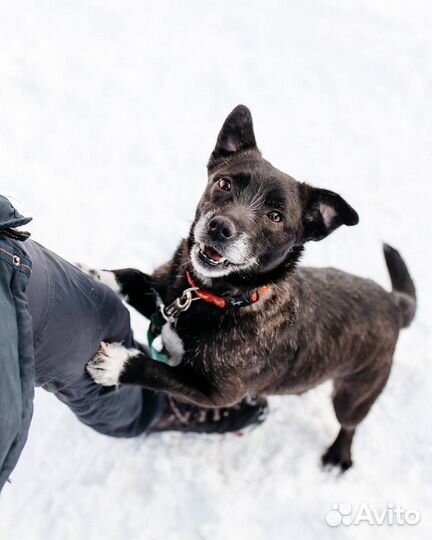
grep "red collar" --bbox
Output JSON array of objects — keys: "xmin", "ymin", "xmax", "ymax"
[{"xmin": 186, "ymin": 271, "xmax": 269, "ymax": 310}]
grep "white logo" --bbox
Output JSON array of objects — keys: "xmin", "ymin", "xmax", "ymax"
[{"xmin": 325, "ymin": 502, "xmax": 421, "ymax": 527}]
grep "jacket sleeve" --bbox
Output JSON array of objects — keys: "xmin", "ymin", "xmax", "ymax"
[{"xmin": 0, "ymin": 231, "xmax": 34, "ymax": 492}]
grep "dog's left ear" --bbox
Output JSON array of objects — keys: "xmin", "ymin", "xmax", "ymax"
[
  {"xmin": 208, "ymin": 105, "xmax": 259, "ymax": 170},
  {"xmin": 300, "ymin": 184, "xmax": 359, "ymax": 242}
]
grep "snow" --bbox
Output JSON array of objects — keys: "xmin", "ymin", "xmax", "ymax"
[{"xmin": 1, "ymin": 1, "xmax": 431, "ymax": 538}]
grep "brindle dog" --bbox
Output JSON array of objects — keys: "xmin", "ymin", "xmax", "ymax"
[{"xmin": 84, "ymin": 105, "xmax": 416, "ymax": 470}]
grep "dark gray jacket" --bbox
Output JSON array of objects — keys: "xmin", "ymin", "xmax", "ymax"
[{"xmin": 0, "ymin": 196, "xmax": 34, "ymax": 490}]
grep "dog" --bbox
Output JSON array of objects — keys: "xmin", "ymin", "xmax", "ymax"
[{"xmin": 83, "ymin": 105, "xmax": 416, "ymax": 470}]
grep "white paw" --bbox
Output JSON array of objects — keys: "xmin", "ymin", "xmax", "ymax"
[
  {"xmin": 75, "ymin": 263, "xmax": 120, "ymax": 294},
  {"xmin": 87, "ymin": 342, "xmax": 139, "ymax": 386}
]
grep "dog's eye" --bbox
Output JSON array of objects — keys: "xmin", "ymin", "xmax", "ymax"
[
  {"xmin": 268, "ymin": 211, "xmax": 282, "ymax": 223},
  {"xmin": 218, "ymin": 178, "xmax": 232, "ymax": 192}
]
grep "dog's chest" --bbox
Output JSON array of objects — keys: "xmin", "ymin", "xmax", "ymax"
[
  {"xmin": 159, "ymin": 298, "xmax": 293, "ymax": 371},
  {"xmin": 185, "ymin": 313, "xmax": 279, "ymax": 369}
]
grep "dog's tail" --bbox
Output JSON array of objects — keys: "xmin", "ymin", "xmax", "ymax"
[{"xmin": 383, "ymin": 243, "xmax": 416, "ymax": 328}]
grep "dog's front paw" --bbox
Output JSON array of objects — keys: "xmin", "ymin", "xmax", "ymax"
[
  {"xmin": 75, "ymin": 263, "xmax": 120, "ymax": 294},
  {"xmin": 87, "ymin": 342, "xmax": 139, "ymax": 387},
  {"xmin": 75, "ymin": 262, "xmax": 103, "ymax": 280}
]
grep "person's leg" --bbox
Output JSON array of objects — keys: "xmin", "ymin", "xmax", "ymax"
[
  {"xmin": 46, "ymin": 286, "xmax": 163, "ymax": 438},
  {"xmin": 25, "ymin": 239, "xmax": 162, "ymax": 438},
  {"xmin": 0, "ymin": 240, "xmax": 34, "ymax": 490}
]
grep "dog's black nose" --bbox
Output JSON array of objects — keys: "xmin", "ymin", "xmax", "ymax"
[{"xmin": 208, "ymin": 216, "xmax": 236, "ymax": 241}]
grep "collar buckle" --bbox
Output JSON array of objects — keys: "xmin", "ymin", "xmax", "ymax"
[{"xmin": 161, "ymin": 287, "xmax": 199, "ymax": 323}]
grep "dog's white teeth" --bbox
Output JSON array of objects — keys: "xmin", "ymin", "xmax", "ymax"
[{"xmin": 197, "ymin": 243, "xmax": 228, "ymax": 265}]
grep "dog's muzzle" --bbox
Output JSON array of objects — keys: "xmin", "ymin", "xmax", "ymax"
[{"xmin": 190, "ymin": 212, "xmax": 257, "ymax": 278}]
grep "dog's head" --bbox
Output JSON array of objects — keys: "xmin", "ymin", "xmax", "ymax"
[{"xmin": 190, "ymin": 105, "xmax": 359, "ymax": 283}]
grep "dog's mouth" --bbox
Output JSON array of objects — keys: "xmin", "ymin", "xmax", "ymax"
[
  {"xmin": 191, "ymin": 239, "xmax": 257, "ymax": 278},
  {"xmin": 197, "ymin": 243, "xmax": 230, "ymax": 266},
  {"xmin": 191, "ymin": 214, "xmax": 256, "ymax": 278}
]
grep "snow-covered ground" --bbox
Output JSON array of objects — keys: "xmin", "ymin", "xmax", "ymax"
[{"xmin": 1, "ymin": 1, "xmax": 431, "ymax": 538}]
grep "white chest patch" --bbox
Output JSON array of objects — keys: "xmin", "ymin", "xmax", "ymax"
[{"xmin": 161, "ymin": 323, "xmax": 185, "ymax": 364}]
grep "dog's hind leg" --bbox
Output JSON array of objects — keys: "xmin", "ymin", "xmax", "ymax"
[
  {"xmin": 322, "ymin": 358, "xmax": 392, "ymax": 471},
  {"xmin": 321, "ymin": 426, "xmax": 355, "ymax": 471}
]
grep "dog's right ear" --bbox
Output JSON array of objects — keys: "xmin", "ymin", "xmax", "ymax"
[{"xmin": 208, "ymin": 105, "xmax": 259, "ymax": 170}]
